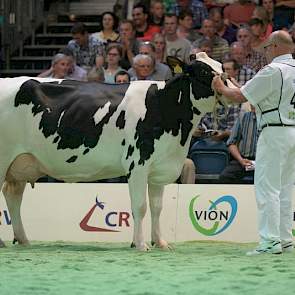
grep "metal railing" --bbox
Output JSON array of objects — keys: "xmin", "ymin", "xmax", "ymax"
[{"xmin": 0, "ymin": 0, "xmax": 45, "ymax": 69}]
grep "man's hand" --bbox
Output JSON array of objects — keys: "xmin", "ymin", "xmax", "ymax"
[
  {"xmin": 212, "ymin": 74, "xmax": 225, "ymax": 94},
  {"xmin": 239, "ymin": 158, "xmax": 254, "ymax": 168},
  {"xmin": 192, "ymin": 127, "xmax": 205, "ymax": 138}
]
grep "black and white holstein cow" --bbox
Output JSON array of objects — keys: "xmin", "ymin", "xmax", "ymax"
[{"xmin": 0, "ymin": 52, "xmax": 227, "ymax": 250}]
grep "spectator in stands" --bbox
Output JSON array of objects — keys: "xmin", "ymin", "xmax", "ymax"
[
  {"xmin": 193, "ymin": 102, "xmax": 241, "ymax": 144},
  {"xmin": 209, "ymin": 7, "xmax": 237, "ymax": 45},
  {"xmin": 273, "ymin": 0, "xmax": 295, "ymax": 30},
  {"xmin": 129, "ymin": 41, "xmax": 172, "ymax": 80},
  {"xmin": 149, "ymin": 0, "xmax": 165, "ymax": 27},
  {"xmin": 164, "ymin": 13, "xmax": 192, "ymax": 64},
  {"xmin": 228, "ymin": 42, "xmax": 256, "ymax": 85},
  {"xmin": 118, "ymin": 19, "xmax": 140, "ymax": 70},
  {"xmin": 219, "ymin": 105, "xmax": 258, "ymax": 184},
  {"xmin": 180, "ymin": 158, "xmax": 196, "ymax": 184},
  {"xmin": 152, "ymin": 32, "xmax": 167, "ymax": 63},
  {"xmin": 177, "ymin": 9, "xmax": 200, "ymax": 43},
  {"xmin": 38, "ymin": 53, "xmax": 70, "ymax": 79},
  {"xmin": 223, "ymin": 0, "xmax": 256, "ymax": 28},
  {"xmin": 132, "ymin": 3, "xmax": 161, "ymax": 41},
  {"xmin": 87, "ymin": 66, "xmax": 105, "ymax": 82},
  {"xmin": 252, "ymin": 5, "xmax": 273, "ymax": 39},
  {"xmin": 61, "ymin": 48, "xmax": 88, "ymax": 81},
  {"xmin": 192, "ymin": 19, "xmax": 229, "ymax": 62},
  {"xmin": 66, "ymin": 22, "xmax": 104, "ymax": 72},
  {"xmin": 236, "ymin": 26, "xmax": 267, "ymax": 72},
  {"xmin": 190, "ymin": 39, "xmax": 213, "ymax": 57},
  {"xmin": 39, "ymin": 48, "xmax": 88, "ymax": 81},
  {"xmin": 222, "ymin": 57, "xmax": 254, "ymax": 87},
  {"xmin": 92, "ymin": 11, "xmax": 120, "ymax": 45},
  {"xmin": 103, "ymin": 43, "xmax": 124, "ymax": 83},
  {"xmin": 130, "ymin": 54, "xmax": 155, "ymax": 80},
  {"xmin": 115, "ymin": 70, "xmax": 131, "ymax": 83},
  {"xmin": 260, "ymin": 0, "xmax": 275, "ymax": 23},
  {"xmin": 249, "ymin": 18, "xmax": 269, "ymax": 51},
  {"xmin": 170, "ymin": 0, "xmax": 208, "ymax": 29}
]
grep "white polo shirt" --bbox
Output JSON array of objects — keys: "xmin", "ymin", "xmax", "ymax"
[{"xmin": 241, "ymin": 54, "xmax": 295, "ymax": 129}]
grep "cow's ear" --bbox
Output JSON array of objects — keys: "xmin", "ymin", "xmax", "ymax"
[{"xmin": 166, "ymin": 56, "xmax": 185, "ymax": 75}]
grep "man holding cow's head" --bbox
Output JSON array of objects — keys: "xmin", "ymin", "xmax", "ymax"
[{"xmin": 213, "ymin": 30, "xmax": 295, "ymax": 256}]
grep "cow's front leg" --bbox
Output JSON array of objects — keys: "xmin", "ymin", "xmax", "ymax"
[
  {"xmin": 128, "ymin": 172, "xmax": 149, "ymax": 251},
  {"xmin": 2, "ymin": 181, "xmax": 29, "ymax": 245},
  {"xmin": 148, "ymin": 183, "xmax": 172, "ymax": 250}
]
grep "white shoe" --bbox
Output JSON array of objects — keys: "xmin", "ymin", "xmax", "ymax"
[
  {"xmin": 246, "ymin": 241, "xmax": 282, "ymax": 256},
  {"xmin": 282, "ymin": 241, "xmax": 294, "ymax": 253}
]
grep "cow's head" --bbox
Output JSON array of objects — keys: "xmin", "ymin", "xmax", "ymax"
[{"xmin": 167, "ymin": 52, "xmax": 230, "ymax": 113}]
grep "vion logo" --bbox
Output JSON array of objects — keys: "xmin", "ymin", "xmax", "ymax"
[
  {"xmin": 189, "ymin": 195, "xmax": 237, "ymax": 236},
  {"xmin": 80, "ymin": 196, "xmax": 130, "ymax": 232}
]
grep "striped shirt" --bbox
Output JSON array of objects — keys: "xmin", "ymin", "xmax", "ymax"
[{"xmin": 227, "ymin": 111, "xmax": 259, "ymax": 159}]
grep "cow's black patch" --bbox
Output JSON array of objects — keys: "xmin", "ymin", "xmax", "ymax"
[
  {"xmin": 15, "ymin": 80, "xmax": 130, "ymax": 162},
  {"xmin": 135, "ymin": 61, "xmax": 214, "ymax": 166},
  {"xmin": 193, "ymin": 107, "xmax": 201, "ymax": 115},
  {"xmin": 126, "ymin": 145, "xmax": 134, "ymax": 160},
  {"xmin": 83, "ymin": 148, "xmax": 90, "ymax": 155},
  {"xmin": 66, "ymin": 155, "xmax": 78, "ymax": 163},
  {"xmin": 121, "ymin": 139, "xmax": 126, "ymax": 146},
  {"xmin": 116, "ymin": 110, "xmax": 126, "ymax": 129},
  {"xmin": 53, "ymin": 136, "xmax": 59, "ymax": 143},
  {"xmin": 126, "ymin": 160, "xmax": 135, "ymax": 179},
  {"xmin": 136, "ymin": 77, "xmax": 193, "ymax": 166}
]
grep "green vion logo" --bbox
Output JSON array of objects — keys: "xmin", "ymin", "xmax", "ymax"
[{"xmin": 189, "ymin": 195, "xmax": 238, "ymax": 236}]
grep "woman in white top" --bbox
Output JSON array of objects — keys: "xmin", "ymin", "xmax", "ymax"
[{"xmin": 92, "ymin": 11, "xmax": 119, "ymax": 45}]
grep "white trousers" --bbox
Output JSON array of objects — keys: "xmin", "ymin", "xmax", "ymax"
[{"xmin": 255, "ymin": 127, "xmax": 295, "ymax": 244}]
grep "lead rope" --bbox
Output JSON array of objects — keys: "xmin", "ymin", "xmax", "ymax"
[{"xmin": 212, "ymin": 73, "xmax": 229, "ymax": 130}]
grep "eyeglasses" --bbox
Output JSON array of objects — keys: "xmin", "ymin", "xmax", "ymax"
[
  {"xmin": 263, "ymin": 43, "xmax": 273, "ymax": 50},
  {"xmin": 137, "ymin": 64, "xmax": 151, "ymax": 68}
]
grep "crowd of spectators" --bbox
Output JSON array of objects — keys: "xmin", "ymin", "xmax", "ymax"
[{"xmin": 38, "ymin": 0, "xmax": 295, "ymax": 184}]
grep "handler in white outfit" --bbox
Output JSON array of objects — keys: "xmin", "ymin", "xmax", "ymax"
[{"xmin": 212, "ymin": 30, "xmax": 295, "ymax": 255}]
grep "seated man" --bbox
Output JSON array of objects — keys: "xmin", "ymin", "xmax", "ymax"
[
  {"xmin": 192, "ymin": 102, "xmax": 241, "ymax": 144},
  {"xmin": 219, "ymin": 105, "xmax": 259, "ymax": 183},
  {"xmin": 129, "ymin": 54, "xmax": 154, "ymax": 80}
]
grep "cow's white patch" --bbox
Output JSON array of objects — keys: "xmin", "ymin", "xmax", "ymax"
[
  {"xmin": 93, "ymin": 101, "xmax": 111, "ymax": 125},
  {"xmin": 57, "ymin": 111, "xmax": 65, "ymax": 128}
]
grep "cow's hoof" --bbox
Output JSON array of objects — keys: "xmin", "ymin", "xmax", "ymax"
[
  {"xmin": 151, "ymin": 240, "xmax": 173, "ymax": 251},
  {"xmin": 13, "ymin": 238, "xmax": 30, "ymax": 246},
  {"xmin": 130, "ymin": 242, "xmax": 150, "ymax": 251},
  {"xmin": 0, "ymin": 240, "xmax": 6, "ymax": 248}
]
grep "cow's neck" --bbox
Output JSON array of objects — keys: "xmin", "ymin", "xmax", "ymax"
[{"xmin": 134, "ymin": 75, "xmax": 194, "ymax": 166}]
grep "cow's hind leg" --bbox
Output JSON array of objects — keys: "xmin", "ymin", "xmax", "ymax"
[
  {"xmin": 2, "ymin": 181, "xmax": 28, "ymax": 245},
  {"xmin": 128, "ymin": 172, "xmax": 149, "ymax": 251},
  {"xmin": 0, "ymin": 171, "xmax": 8, "ymax": 247},
  {"xmin": 148, "ymin": 183, "xmax": 171, "ymax": 250}
]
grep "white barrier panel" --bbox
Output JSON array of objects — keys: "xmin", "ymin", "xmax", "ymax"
[{"xmin": 1, "ymin": 183, "xmax": 295, "ymax": 243}]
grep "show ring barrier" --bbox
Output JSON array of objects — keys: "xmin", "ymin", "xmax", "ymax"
[{"xmin": 1, "ymin": 184, "xmax": 295, "ymax": 243}]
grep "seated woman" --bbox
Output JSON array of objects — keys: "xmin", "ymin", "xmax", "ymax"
[
  {"xmin": 38, "ymin": 53, "xmax": 70, "ymax": 79},
  {"xmin": 92, "ymin": 11, "xmax": 119, "ymax": 45},
  {"xmin": 103, "ymin": 43, "xmax": 124, "ymax": 83}
]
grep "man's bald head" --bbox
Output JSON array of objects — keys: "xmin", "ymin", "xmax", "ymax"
[
  {"xmin": 270, "ymin": 30, "xmax": 294, "ymax": 50},
  {"xmin": 263, "ymin": 30, "xmax": 294, "ymax": 61}
]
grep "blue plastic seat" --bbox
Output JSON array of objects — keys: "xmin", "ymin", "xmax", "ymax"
[{"xmin": 188, "ymin": 138, "xmax": 229, "ymax": 181}]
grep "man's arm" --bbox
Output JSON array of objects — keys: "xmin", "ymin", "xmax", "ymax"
[
  {"xmin": 228, "ymin": 144, "xmax": 253, "ymax": 168},
  {"xmin": 212, "ymin": 76, "xmax": 247, "ymax": 103}
]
